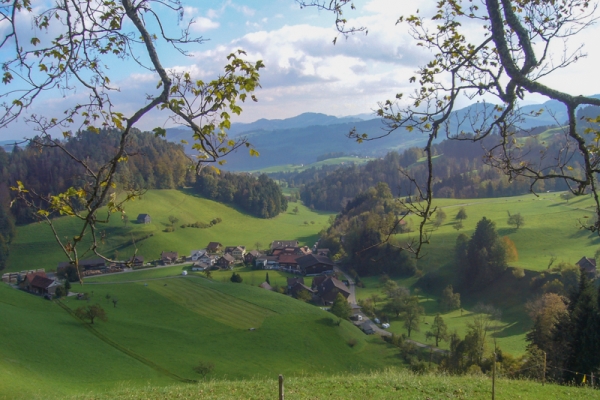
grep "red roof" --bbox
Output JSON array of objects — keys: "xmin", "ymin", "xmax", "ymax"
[{"xmin": 278, "ymin": 254, "xmax": 301, "ymax": 265}]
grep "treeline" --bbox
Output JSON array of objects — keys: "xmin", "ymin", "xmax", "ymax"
[
  {"xmin": 3, "ymin": 129, "xmax": 193, "ymax": 224},
  {"xmin": 193, "ymin": 170, "xmax": 287, "ymax": 218},
  {"xmin": 297, "ymin": 134, "xmax": 574, "ymax": 211},
  {"xmin": 318, "ymin": 182, "xmax": 416, "ymax": 277}
]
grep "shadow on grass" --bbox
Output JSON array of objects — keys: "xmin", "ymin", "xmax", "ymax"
[
  {"xmin": 492, "ymin": 320, "xmax": 529, "ymax": 338},
  {"xmin": 316, "ymin": 317, "xmax": 339, "ymax": 327}
]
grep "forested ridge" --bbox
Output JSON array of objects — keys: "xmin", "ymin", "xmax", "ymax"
[
  {"xmin": 1, "ymin": 129, "xmax": 193, "ymax": 225},
  {"xmin": 297, "ymin": 130, "xmax": 578, "ymax": 212}
]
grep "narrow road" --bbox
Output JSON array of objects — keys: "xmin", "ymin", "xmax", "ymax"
[{"xmin": 335, "ymin": 265, "xmax": 448, "ymax": 354}]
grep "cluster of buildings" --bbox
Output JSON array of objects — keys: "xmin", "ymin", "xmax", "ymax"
[
  {"xmin": 2, "ymin": 269, "xmax": 59, "ymax": 298},
  {"xmin": 274, "ymin": 274, "xmax": 352, "ymax": 306}
]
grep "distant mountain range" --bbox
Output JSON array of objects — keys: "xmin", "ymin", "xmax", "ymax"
[{"xmin": 166, "ymin": 97, "xmax": 600, "ymax": 172}]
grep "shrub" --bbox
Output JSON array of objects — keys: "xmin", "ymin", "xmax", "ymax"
[
  {"xmin": 512, "ymin": 267, "xmax": 525, "ymax": 279},
  {"xmin": 347, "ymin": 338, "xmax": 358, "ymax": 348},
  {"xmin": 193, "ymin": 361, "xmax": 214, "ymax": 377}
]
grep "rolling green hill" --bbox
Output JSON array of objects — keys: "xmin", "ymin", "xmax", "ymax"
[
  {"xmin": 6, "ymin": 189, "xmax": 333, "ymax": 273},
  {"xmin": 0, "ymin": 271, "xmax": 402, "ymax": 399}
]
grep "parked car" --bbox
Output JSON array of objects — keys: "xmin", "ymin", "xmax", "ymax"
[
  {"xmin": 381, "ymin": 323, "xmax": 390, "ymax": 329},
  {"xmin": 373, "ymin": 318, "xmax": 380, "ymax": 324}
]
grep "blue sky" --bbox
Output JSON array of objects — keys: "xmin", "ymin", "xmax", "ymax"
[{"xmin": 3, "ymin": 0, "xmax": 600, "ymax": 138}]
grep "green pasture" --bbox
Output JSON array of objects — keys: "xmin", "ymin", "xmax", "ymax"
[
  {"xmin": 0, "ymin": 284, "xmax": 168, "ymax": 400},
  {"xmin": 6, "ymin": 189, "xmax": 334, "ymax": 273},
  {"xmin": 2, "ymin": 270, "xmax": 403, "ymax": 399},
  {"xmin": 248, "ymin": 156, "xmax": 374, "ymax": 174},
  {"xmin": 395, "ymin": 192, "xmax": 599, "ymax": 272},
  {"xmin": 75, "ymin": 368, "xmax": 599, "ymax": 400}
]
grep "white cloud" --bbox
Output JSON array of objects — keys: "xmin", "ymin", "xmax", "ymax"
[{"xmin": 191, "ymin": 17, "xmax": 220, "ymax": 32}]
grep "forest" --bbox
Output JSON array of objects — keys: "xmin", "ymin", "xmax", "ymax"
[{"xmin": 192, "ymin": 169, "xmax": 287, "ymax": 218}]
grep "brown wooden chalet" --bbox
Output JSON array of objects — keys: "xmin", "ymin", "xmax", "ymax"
[
  {"xmin": 224, "ymin": 246, "xmax": 246, "ymax": 260},
  {"xmin": 576, "ymin": 256, "xmax": 597, "ymax": 279},
  {"xmin": 312, "ymin": 276, "xmax": 350, "ymax": 305},
  {"xmin": 161, "ymin": 251, "xmax": 178, "ymax": 265},
  {"xmin": 272, "ymin": 246, "xmax": 312, "ymax": 257},
  {"xmin": 244, "ymin": 250, "xmax": 262, "ymax": 264},
  {"xmin": 216, "ymin": 253, "xmax": 235, "ymax": 269},
  {"xmin": 128, "ymin": 256, "xmax": 144, "ymax": 268},
  {"xmin": 270, "ymin": 240, "xmax": 299, "ymax": 251},
  {"xmin": 206, "ymin": 242, "xmax": 223, "ymax": 253},
  {"xmin": 297, "ymin": 254, "xmax": 335, "ymax": 276}
]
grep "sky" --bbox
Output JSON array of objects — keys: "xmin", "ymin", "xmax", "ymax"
[{"xmin": 3, "ymin": 0, "xmax": 600, "ymax": 138}]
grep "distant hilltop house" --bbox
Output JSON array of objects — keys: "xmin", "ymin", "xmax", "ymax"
[
  {"xmin": 270, "ymin": 240, "xmax": 299, "ymax": 251},
  {"xmin": 576, "ymin": 256, "xmax": 597, "ymax": 279},
  {"xmin": 137, "ymin": 214, "xmax": 151, "ymax": 224}
]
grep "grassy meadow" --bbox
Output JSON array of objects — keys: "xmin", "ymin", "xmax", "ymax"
[
  {"xmin": 396, "ymin": 191, "xmax": 599, "ymax": 272},
  {"xmin": 1, "ymin": 269, "xmax": 403, "ymax": 399},
  {"xmin": 6, "ymin": 189, "xmax": 334, "ymax": 273},
  {"xmin": 71, "ymin": 369, "xmax": 599, "ymax": 400}
]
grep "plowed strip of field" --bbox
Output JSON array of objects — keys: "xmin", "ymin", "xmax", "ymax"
[{"xmin": 146, "ymin": 279, "xmax": 275, "ymax": 329}]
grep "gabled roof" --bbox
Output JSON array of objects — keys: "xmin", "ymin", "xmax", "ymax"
[
  {"xmin": 297, "ymin": 254, "xmax": 334, "ymax": 270},
  {"xmin": 23, "ymin": 271, "xmax": 47, "ymax": 284},
  {"xmin": 30, "ymin": 275, "xmax": 56, "ymax": 289},
  {"xmin": 291, "ymin": 282, "xmax": 314, "ymax": 294},
  {"xmin": 321, "ymin": 276, "xmax": 350, "ymax": 296},
  {"xmin": 191, "ymin": 249, "xmax": 206, "ymax": 256},
  {"xmin": 270, "ymin": 240, "xmax": 299, "ymax": 249},
  {"xmin": 278, "ymin": 254, "xmax": 301, "ymax": 265},
  {"xmin": 220, "ymin": 254, "xmax": 235, "ymax": 263},
  {"xmin": 247, "ymin": 250, "xmax": 261, "ymax": 257},
  {"xmin": 577, "ymin": 256, "xmax": 596, "ymax": 272},
  {"xmin": 207, "ymin": 242, "xmax": 222, "ymax": 251},
  {"xmin": 161, "ymin": 251, "xmax": 178, "ymax": 260},
  {"xmin": 259, "ymin": 281, "xmax": 273, "ymax": 290},
  {"xmin": 137, "ymin": 213, "xmax": 150, "ymax": 218},
  {"xmin": 129, "ymin": 255, "xmax": 144, "ymax": 263}
]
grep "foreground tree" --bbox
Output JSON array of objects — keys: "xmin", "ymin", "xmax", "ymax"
[
  {"xmin": 75, "ymin": 304, "xmax": 107, "ymax": 325},
  {"xmin": 301, "ymin": 0, "xmax": 600, "ymax": 256},
  {"xmin": 4, "ymin": 1, "xmax": 263, "ymax": 282},
  {"xmin": 331, "ymin": 293, "xmax": 352, "ymax": 320}
]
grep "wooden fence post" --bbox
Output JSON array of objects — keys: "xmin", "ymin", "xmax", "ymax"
[
  {"xmin": 542, "ymin": 352, "xmax": 546, "ymax": 386},
  {"xmin": 492, "ymin": 352, "xmax": 496, "ymax": 400},
  {"xmin": 279, "ymin": 374, "xmax": 284, "ymax": 400}
]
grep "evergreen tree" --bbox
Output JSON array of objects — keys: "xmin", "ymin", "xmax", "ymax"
[
  {"xmin": 465, "ymin": 217, "xmax": 507, "ymax": 287},
  {"xmin": 265, "ymin": 272, "xmax": 270, "ymax": 285}
]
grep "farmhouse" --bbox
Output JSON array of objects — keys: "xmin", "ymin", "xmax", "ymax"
[
  {"xmin": 224, "ymin": 246, "xmax": 246, "ymax": 260},
  {"xmin": 198, "ymin": 253, "xmax": 217, "ymax": 266},
  {"xmin": 191, "ymin": 262, "xmax": 210, "ymax": 271},
  {"xmin": 216, "ymin": 254, "xmax": 235, "ymax": 269},
  {"xmin": 576, "ymin": 256, "xmax": 597, "ymax": 279},
  {"xmin": 128, "ymin": 255, "xmax": 144, "ymax": 268},
  {"xmin": 20, "ymin": 272, "xmax": 59, "ymax": 296},
  {"xmin": 137, "ymin": 213, "xmax": 151, "ymax": 224},
  {"xmin": 190, "ymin": 249, "xmax": 206, "ymax": 261},
  {"xmin": 312, "ymin": 276, "xmax": 350, "ymax": 305},
  {"xmin": 270, "ymin": 240, "xmax": 299, "ymax": 251},
  {"xmin": 244, "ymin": 250, "xmax": 262, "ymax": 264},
  {"xmin": 206, "ymin": 242, "xmax": 223, "ymax": 253},
  {"xmin": 278, "ymin": 254, "xmax": 301, "ymax": 272},
  {"xmin": 161, "ymin": 251, "xmax": 178, "ymax": 265},
  {"xmin": 297, "ymin": 254, "xmax": 335, "ymax": 276}
]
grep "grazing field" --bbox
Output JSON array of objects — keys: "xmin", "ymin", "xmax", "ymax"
[
  {"xmin": 6, "ymin": 189, "xmax": 334, "ymax": 273},
  {"xmin": 394, "ymin": 191, "xmax": 599, "ymax": 272},
  {"xmin": 1, "ymin": 269, "xmax": 404, "ymax": 399}
]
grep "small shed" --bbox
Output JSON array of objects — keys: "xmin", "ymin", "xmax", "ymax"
[{"xmin": 137, "ymin": 214, "xmax": 151, "ymax": 224}]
